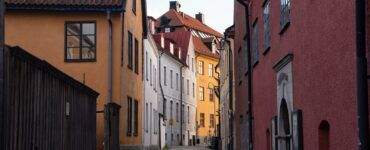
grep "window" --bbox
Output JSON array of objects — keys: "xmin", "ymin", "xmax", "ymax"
[
  {"xmin": 150, "ymin": 59, "xmax": 152, "ymax": 85},
  {"xmin": 199, "ymin": 87, "xmax": 204, "ymax": 101},
  {"xmin": 132, "ymin": 0, "xmax": 136, "ymax": 14},
  {"xmin": 176, "ymin": 73, "xmax": 179, "ymax": 90},
  {"xmin": 208, "ymin": 64, "xmax": 214, "ymax": 77},
  {"xmin": 134, "ymin": 39, "xmax": 139, "ymax": 73},
  {"xmin": 198, "ymin": 61, "xmax": 204, "ymax": 74},
  {"xmin": 170, "ymin": 101, "xmax": 173, "ymax": 121},
  {"xmin": 145, "ymin": 52, "xmax": 148, "ymax": 80},
  {"xmin": 170, "ymin": 43, "xmax": 174, "ymax": 54},
  {"xmin": 187, "ymin": 79, "xmax": 190, "ymax": 95},
  {"xmin": 200, "ymin": 113, "xmax": 205, "ymax": 127},
  {"xmin": 252, "ymin": 22, "xmax": 259, "ymax": 65},
  {"xmin": 65, "ymin": 22, "xmax": 96, "ymax": 61},
  {"xmin": 154, "ymin": 68, "xmax": 157, "ymax": 90},
  {"xmin": 210, "ymin": 114, "xmax": 215, "ymax": 128},
  {"xmin": 145, "ymin": 103, "xmax": 148, "ymax": 132},
  {"xmin": 192, "ymin": 83, "xmax": 195, "ymax": 98},
  {"xmin": 127, "ymin": 97, "xmax": 133, "ymax": 136},
  {"xmin": 170, "ymin": 70, "xmax": 173, "ymax": 88},
  {"xmin": 187, "ymin": 106, "xmax": 190, "ymax": 123},
  {"xmin": 150, "ymin": 103, "xmax": 152, "ymax": 133},
  {"xmin": 209, "ymin": 88, "xmax": 214, "ymax": 101},
  {"xmin": 192, "ymin": 58, "xmax": 194, "ymax": 72},
  {"xmin": 163, "ymin": 99, "xmax": 167, "ymax": 117},
  {"xmin": 134, "ymin": 99, "xmax": 139, "ymax": 136},
  {"xmin": 280, "ymin": 0, "xmax": 291, "ymax": 32},
  {"xmin": 164, "ymin": 66, "xmax": 167, "ymax": 86},
  {"xmin": 128, "ymin": 32, "xmax": 133, "ymax": 69},
  {"xmin": 263, "ymin": 0, "xmax": 271, "ymax": 51},
  {"xmin": 182, "ymin": 104, "xmax": 185, "ymax": 123},
  {"xmin": 176, "ymin": 103, "xmax": 179, "ymax": 122}
]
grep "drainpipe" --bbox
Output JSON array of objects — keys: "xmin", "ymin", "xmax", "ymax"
[
  {"xmin": 158, "ymin": 50, "xmax": 166, "ymax": 148},
  {"xmin": 355, "ymin": 0, "xmax": 369, "ymax": 149},
  {"xmin": 180, "ymin": 65, "xmax": 185, "ymax": 146},
  {"xmin": 0, "ymin": 0, "xmax": 4, "ymax": 148},
  {"xmin": 104, "ymin": 10, "xmax": 113, "ymax": 150},
  {"xmin": 237, "ymin": 0, "xmax": 253, "ymax": 149}
]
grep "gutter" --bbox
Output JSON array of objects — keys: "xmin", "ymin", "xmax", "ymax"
[
  {"xmin": 180, "ymin": 65, "xmax": 185, "ymax": 146},
  {"xmin": 236, "ymin": 0, "xmax": 254, "ymax": 149},
  {"xmin": 104, "ymin": 10, "xmax": 113, "ymax": 150},
  {"xmin": 355, "ymin": 0, "xmax": 369, "ymax": 149}
]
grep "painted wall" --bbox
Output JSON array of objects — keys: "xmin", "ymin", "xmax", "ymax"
[
  {"xmin": 143, "ymin": 34, "xmax": 160, "ymax": 148},
  {"xmin": 5, "ymin": 11, "xmax": 124, "ymax": 150},
  {"xmin": 182, "ymin": 37, "xmax": 197, "ymax": 146},
  {"xmin": 195, "ymin": 53, "xmax": 220, "ymax": 145},
  {"xmin": 234, "ymin": 0, "xmax": 360, "ymax": 150},
  {"xmin": 159, "ymin": 50, "xmax": 183, "ymax": 146},
  {"xmin": 120, "ymin": 0, "xmax": 144, "ymax": 148}
]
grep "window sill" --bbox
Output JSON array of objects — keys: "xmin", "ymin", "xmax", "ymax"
[
  {"xmin": 65, "ymin": 59, "xmax": 96, "ymax": 63},
  {"xmin": 279, "ymin": 22, "xmax": 290, "ymax": 35},
  {"xmin": 263, "ymin": 46, "xmax": 271, "ymax": 55}
]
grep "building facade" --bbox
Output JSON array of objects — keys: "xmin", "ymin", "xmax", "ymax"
[
  {"xmin": 234, "ymin": 0, "xmax": 370, "ymax": 150},
  {"xmin": 143, "ymin": 18, "xmax": 160, "ymax": 149},
  {"xmin": 219, "ymin": 25, "xmax": 235, "ymax": 150},
  {"xmin": 4, "ymin": 0, "xmax": 146, "ymax": 149}
]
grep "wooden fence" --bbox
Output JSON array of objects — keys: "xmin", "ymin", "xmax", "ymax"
[{"xmin": 0, "ymin": 46, "xmax": 99, "ymax": 150}]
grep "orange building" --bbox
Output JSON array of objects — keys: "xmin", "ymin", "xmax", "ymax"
[{"xmin": 4, "ymin": 0, "xmax": 145, "ymax": 149}]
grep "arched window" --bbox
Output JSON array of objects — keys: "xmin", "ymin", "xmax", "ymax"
[
  {"xmin": 319, "ymin": 120, "xmax": 330, "ymax": 150},
  {"xmin": 279, "ymin": 99, "xmax": 290, "ymax": 150}
]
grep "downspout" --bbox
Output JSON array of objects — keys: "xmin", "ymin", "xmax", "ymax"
[
  {"xmin": 104, "ymin": 10, "xmax": 113, "ymax": 150},
  {"xmin": 180, "ymin": 65, "xmax": 185, "ymax": 146},
  {"xmin": 225, "ymin": 38, "xmax": 234, "ymax": 150},
  {"xmin": 355, "ymin": 0, "xmax": 369, "ymax": 149},
  {"xmin": 107, "ymin": 11, "xmax": 113, "ymax": 104},
  {"xmin": 237, "ymin": 0, "xmax": 253, "ymax": 149},
  {"xmin": 158, "ymin": 51, "xmax": 166, "ymax": 148},
  {"xmin": 0, "ymin": 0, "xmax": 5, "ymax": 148}
]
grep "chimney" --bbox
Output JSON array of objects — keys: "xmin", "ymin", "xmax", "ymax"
[
  {"xmin": 196, "ymin": 12, "xmax": 204, "ymax": 23},
  {"xmin": 170, "ymin": 1, "xmax": 181, "ymax": 12},
  {"xmin": 160, "ymin": 34, "xmax": 164, "ymax": 48}
]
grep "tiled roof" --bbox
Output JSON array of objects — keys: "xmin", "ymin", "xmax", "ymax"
[
  {"xmin": 5, "ymin": 0, "xmax": 125, "ymax": 11},
  {"xmin": 193, "ymin": 36, "xmax": 219, "ymax": 59},
  {"xmin": 153, "ymin": 33, "xmax": 186, "ymax": 66},
  {"xmin": 162, "ymin": 31, "xmax": 191, "ymax": 65},
  {"xmin": 157, "ymin": 9, "xmax": 222, "ymax": 37}
]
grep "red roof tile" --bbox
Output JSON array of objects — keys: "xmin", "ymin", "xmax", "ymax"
[
  {"xmin": 5, "ymin": 0, "xmax": 124, "ymax": 11},
  {"xmin": 156, "ymin": 10, "xmax": 223, "ymax": 37},
  {"xmin": 193, "ymin": 36, "xmax": 220, "ymax": 59}
]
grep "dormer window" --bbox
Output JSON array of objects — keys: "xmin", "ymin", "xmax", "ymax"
[
  {"xmin": 170, "ymin": 43, "xmax": 174, "ymax": 54},
  {"xmin": 161, "ymin": 36, "xmax": 164, "ymax": 48},
  {"xmin": 165, "ymin": 28, "xmax": 171, "ymax": 33},
  {"xmin": 178, "ymin": 49, "xmax": 182, "ymax": 59}
]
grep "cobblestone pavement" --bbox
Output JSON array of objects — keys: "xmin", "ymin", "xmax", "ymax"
[{"xmin": 169, "ymin": 146, "xmax": 212, "ymax": 150}]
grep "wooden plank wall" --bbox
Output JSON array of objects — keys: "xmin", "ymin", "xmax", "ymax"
[{"xmin": 1, "ymin": 46, "xmax": 99, "ymax": 150}]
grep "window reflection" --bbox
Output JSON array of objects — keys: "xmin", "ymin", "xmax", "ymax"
[{"xmin": 65, "ymin": 22, "xmax": 96, "ymax": 61}]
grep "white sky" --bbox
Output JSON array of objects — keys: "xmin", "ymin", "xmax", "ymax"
[{"xmin": 146, "ymin": 0, "xmax": 234, "ymax": 34}]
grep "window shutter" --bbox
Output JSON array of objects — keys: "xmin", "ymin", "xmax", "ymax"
[
  {"xmin": 292, "ymin": 109, "xmax": 303, "ymax": 150},
  {"xmin": 271, "ymin": 116, "xmax": 278, "ymax": 150}
]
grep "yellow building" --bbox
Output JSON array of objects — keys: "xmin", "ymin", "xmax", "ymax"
[
  {"xmin": 4, "ymin": 0, "xmax": 145, "ymax": 149},
  {"xmin": 194, "ymin": 37, "xmax": 220, "ymax": 144}
]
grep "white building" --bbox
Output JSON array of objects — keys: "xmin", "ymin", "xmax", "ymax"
[
  {"xmin": 143, "ymin": 23, "xmax": 160, "ymax": 149},
  {"xmin": 153, "ymin": 30, "xmax": 197, "ymax": 147}
]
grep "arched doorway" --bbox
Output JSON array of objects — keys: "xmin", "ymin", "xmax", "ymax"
[
  {"xmin": 279, "ymin": 99, "xmax": 291, "ymax": 150},
  {"xmin": 319, "ymin": 120, "xmax": 330, "ymax": 150}
]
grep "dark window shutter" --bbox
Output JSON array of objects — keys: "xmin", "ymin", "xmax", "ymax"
[
  {"xmin": 292, "ymin": 109, "xmax": 303, "ymax": 150},
  {"xmin": 134, "ymin": 100, "xmax": 139, "ymax": 136}
]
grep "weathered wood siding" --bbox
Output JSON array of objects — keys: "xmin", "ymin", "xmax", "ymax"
[{"xmin": 0, "ymin": 46, "xmax": 99, "ymax": 150}]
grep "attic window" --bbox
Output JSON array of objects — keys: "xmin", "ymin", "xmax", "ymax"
[
  {"xmin": 178, "ymin": 49, "xmax": 182, "ymax": 59},
  {"xmin": 161, "ymin": 36, "xmax": 164, "ymax": 48},
  {"xmin": 165, "ymin": 28, "xmax": 171, "ymax": 33},
  {"xmin": 170, "ymin": 43, "xmax": 174, "ymax": 54}
]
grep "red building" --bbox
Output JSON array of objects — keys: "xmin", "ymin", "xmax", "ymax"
[{"xmin": 233, "ymin": 0, "xmax": 369, "ymax": 150}]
